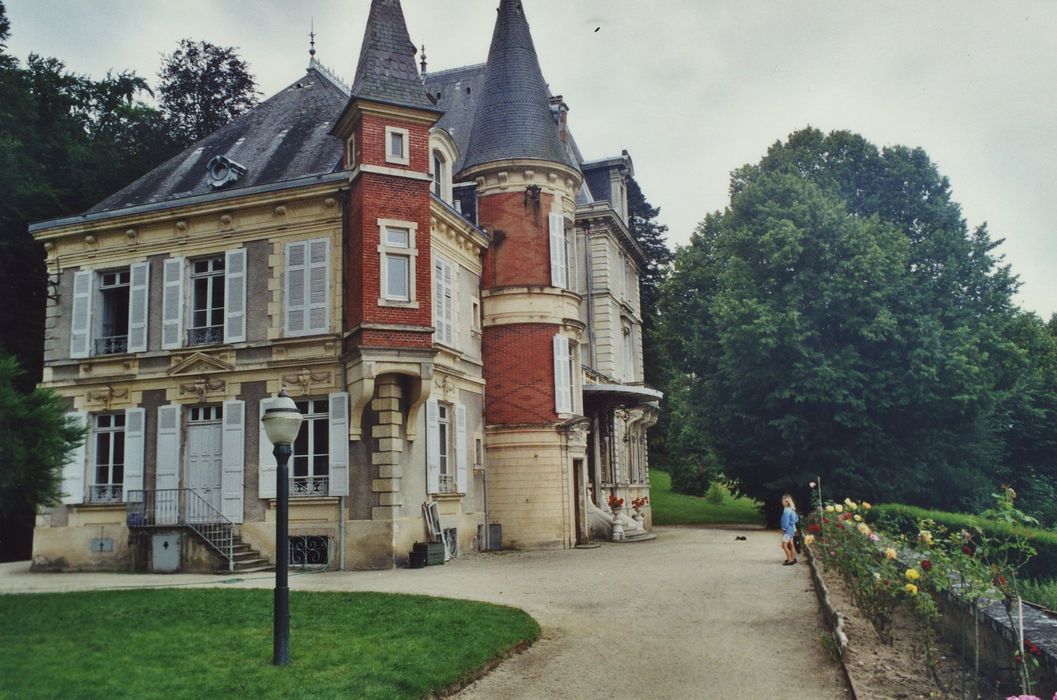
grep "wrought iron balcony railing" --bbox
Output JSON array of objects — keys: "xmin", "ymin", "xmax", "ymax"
[
  {"xmin": 438, "ymin": 473, "xmax": 456, "ymax": 494},
  {"xmin": 94, "ymin": 335, "xmax": 128, "ymax": 355},
  {"xmin": 291, "ymin": 476, "xmax": 329, "ymax": 498},
  {"xmin": 88, "ymin": 483, "xmax": 123, "ymax": 503},
  {"xmin": 187, "ymin": 325, "xmax": 223, "ymax": 346},
  {"xmin": 125, "ymin": 488, "xmax": 236, "ymax": 571}
]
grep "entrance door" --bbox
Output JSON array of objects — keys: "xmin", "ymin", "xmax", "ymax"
[{"xmin": 186, "ymin": 405, "xmax": 223, "ymax": 519}]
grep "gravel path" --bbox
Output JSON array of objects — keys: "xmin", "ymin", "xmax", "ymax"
[{"xmin": 0, "ymin": 526, "xmax": 848, "ymax": 698}]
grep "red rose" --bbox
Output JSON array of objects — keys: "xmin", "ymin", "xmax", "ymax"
[
  {"xmin": 993, "ymin": 574, "xmax": 1008, "ymax": 588},
  {"xmin": 962, "ymin": 545, "xmax": 974, "ymax": 556},
  {"xmin": 1027, "ymin": 642, "xmax": 1041, "ymax": 658},
  {"xmin": 822, "ymin": 517, "xmax": 830, "ymax": 524},
  {"xmin": 808, "ymin": 523, "xmax": 822, "ymax": 533},
  {"xmin": 921, "ymin": 560, "xmax": 932, "ymax": 572},
  {"xmin": 835, "ymin": 522, "xmax": 844, "ymax": 530}
]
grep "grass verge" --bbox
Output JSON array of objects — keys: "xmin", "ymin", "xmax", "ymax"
[
  {"xmin": 0, "ymin": 588, "xmax": 539, "ymax": 700},
  {"xmin": 1021, "ymin": 577, "xmax": 1057, "ymax": 612},
  {"xmin": 649, "ymin": 469, "xmax": 763, "ymax": 526}
]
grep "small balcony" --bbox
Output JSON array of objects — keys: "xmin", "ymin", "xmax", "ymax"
[
  {"xmin": 94, "ymin": 336, "xmax": 128, "ymax": 355},
  {"xmin": 88, "ymin": 483, "xmax": 123, "ymax": 503},
  {"xmin": 438, "ymin": 473, "xmax": 456, "ymax": 494},
  {"xmin": 187, "ymin": 325, "xmax": 223, "ymax": 346}
]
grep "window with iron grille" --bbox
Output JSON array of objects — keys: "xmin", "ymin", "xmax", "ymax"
[
  {"xmin": 90, "ymin": 413, "xmax": 125, "ymax": 502},
  {"xmin": 97, "ymin": 269, "xmax": 130, "ymax": 355},
  {"xmin": 292, "ymin": 399, "xmax": 329, "ymax": 497},
  {"xmin": 188, "ymin": 256, "xmax": 225, "ymax": 346},
  {"xmin": 437, "ymin": 403, "xmax": 454, "ymax": 493}
]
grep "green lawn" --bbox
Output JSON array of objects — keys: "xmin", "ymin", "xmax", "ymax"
[
  {"xmin": 649, "ymin": 470, "xmax": 764, "ymax": 526},
  {"xmin": 0, "ymin": 588, "xmax": 539, "ymax": 700}
]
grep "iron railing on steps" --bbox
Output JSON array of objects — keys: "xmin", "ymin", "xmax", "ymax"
[{"xmin": 126, "ymin": 489, "xmax": 235, "ymax": 572}]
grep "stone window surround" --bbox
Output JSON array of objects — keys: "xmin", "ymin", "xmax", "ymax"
[
  {"xmin": 385, "ymin": 126, "xmax": 410, "ymax": 166},
  {"xmin": 377, "ymin": 218, "xmax": 419, "ymax": 308}
]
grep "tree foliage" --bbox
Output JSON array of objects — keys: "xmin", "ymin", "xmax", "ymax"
[
  {"xmin": 158, "ymin": 39, "xmax": 259, "ymax": 146},
  {"xmin": 0, "ymin": 355, "xmax": 84, "ymax": 520},
  {"xmin": 661, "ymin": 128, "xmax": 1041, "ymax": 522}
]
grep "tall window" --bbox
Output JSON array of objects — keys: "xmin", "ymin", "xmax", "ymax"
[
  {"xmin": 90, "ymin": 413, "xmax": 125, "ymax": 503},
  {"xmin": 433, "ymin": 256, "xmax": 454, "ymax": 346},
  {"xmin": 623, "ymin": 323, "xmax": 635, "ymax": 381},
  {"xmin": 189, "ymin": 256, "xmax": 225, "ymax": 345},
  {"xmin": 432, "ymin": 151, "xmax": 444, "ymax": 197},
  {"xmin": 385, "ymin": 126, "xmax": 409, "ymax": 166},
  {"xmin": 292, "ymin": 399, "xmax": 329, "ymax": 497},
  {"xmin": 97, "ymin": 269, "xmax": 130, "ymax": 355},
  {"xmin": 382, "ymin": 226, "xmax": 411, "ymax": 301},
  {"xmin": 437, "ymin": 403, "xmax": 454, "ymax": 493}
]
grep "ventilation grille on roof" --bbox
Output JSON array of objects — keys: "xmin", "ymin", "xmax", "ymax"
[{"xmin": 206, "ymin": 155, "xmax": 247, "ymax": 189}]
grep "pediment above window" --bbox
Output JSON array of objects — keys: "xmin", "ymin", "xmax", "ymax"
[{"xmin": 168, "ymin": 351, "xmax": 234, "ymax": 376}]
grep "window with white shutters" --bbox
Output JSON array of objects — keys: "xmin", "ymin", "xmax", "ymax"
[
  {"xmin": 221, "ymin": 399, "xmax": 245, "ymax": 522},
  {"xmin": 433, "ymin": 256, "xmax": 454, "ymax": 347},
  {"xmin": 61, "ymin": 412, "xmax": 87, "ymax": 504},
  {"xmin": 377, "ymin": 220, "xmax": 418, "ymax": 306},
  {"xmin": 224, "ymin": 248, "xmax": 247, "ymax": 343},
  {"xmin": 162, "ymin": 258, "xmax": 184, "ymax": 349},
  {"xmin": 285, "ymin": 238, "xmax": 330, "ymax": 337},
  {"xmin": 127, "ymin": 263, "xmax": 149, "ymax": 353},
  {"xmin": 549, "ymin": 213, "xmax": 568, "ymax": 289},
  {"xmin": 70, "ymin": 271, "xmax": 93, "ymax": 359}
]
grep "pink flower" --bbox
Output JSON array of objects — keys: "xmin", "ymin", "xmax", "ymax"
[
  {"xmin": 869, "ymin": 533, "xmax": 879, "ymax": 542},
  {"xmin": 809, "ymin": 481, "xmax": 816, "ymax": 488}
]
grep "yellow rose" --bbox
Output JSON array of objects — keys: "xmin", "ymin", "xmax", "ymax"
[
  {"xmin": 918, "ymin": 530, "xmax": 934, "ymax": 546},
  {"xmin": 857, "ymin": 523, "xmax": 871, "ymax": 536},
  {"xmin": 848, "ymin": 502, "xmax": 858, "ymax": 511},
  {"xmin": 905, "ymin": 568, "xmax": 921, "ymax": 581},
  {"xmin": 834, "ymin": 504, "xmax": 844, "ymax": 513},
  {"xmin": 853, "ymin": 514, "xmax": 862, "ymax": 522},
  {"xmin": 885, "ymin": 548, "xmax": 897, "ymax": 560},
  {"xmin": 905, "ymin": 583, "xmax": 918, "ymax": 595},
  {"xmin": 804, "ymin": 534, "xmax": 815, "ymax": 545},
  {"xmin": 825, "ymin": 505, "xmax": 835, "ymax": 513},
  {"xmin": 862, "ymin": 502, "xmax": 872, "ymax": 510}
]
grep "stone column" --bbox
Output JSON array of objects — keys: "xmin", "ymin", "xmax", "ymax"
[{"xmin": 371, "ymin": 376, "xmax": 403, "ymax": 520}]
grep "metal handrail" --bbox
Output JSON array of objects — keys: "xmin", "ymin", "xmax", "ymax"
[{"xmin": 126, "ymin": 489, "xmax": 235, "ymax": 572}]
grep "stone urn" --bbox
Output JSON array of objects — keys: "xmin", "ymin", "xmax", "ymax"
[{"xmin": 611, "ymin": 507, "xmax": 625, "ymax": 541}]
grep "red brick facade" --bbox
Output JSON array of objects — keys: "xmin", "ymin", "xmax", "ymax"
[
  {"xmin": 483, "ymin": 322, "xmax": 561, "ymax": 425},
  {"xmin": 479, "ymin": 191, "xmax": 556, "ymax": 288}
]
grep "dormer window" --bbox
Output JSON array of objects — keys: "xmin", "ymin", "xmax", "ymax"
[
  {"xmin": 432, "ymin": 151, "xmax": 445, "ymax": 197},
  {"xmin": 385, "ymin": 127, "xmax": 410, "ymax": 166},
  {"xmin": 206, "ymin": 155, "xmax": 247, "ymax": 189},
  {"xmin": 428, "ymin": 128, "xmax": 458, "ymax": 203},
  {"xmin": 346, "ymin": 135, "xmax": 356, "ymax": 169}
]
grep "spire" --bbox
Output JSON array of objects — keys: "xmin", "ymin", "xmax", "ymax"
[
  {"xmin": 461, "ymin": 0, "xmax": 573, "ymax": 173},
  {"xmin": 309, "ymin": 19, "xmax": 316, "ymax": 61},
  {"xmin": 349, "ymin": 0, "xmax": 435, "ymax": 111}
]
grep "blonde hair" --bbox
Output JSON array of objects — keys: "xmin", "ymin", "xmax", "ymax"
[{"xmin": 782, "ymin": 494, "xmax": 796, "ymax": 509}]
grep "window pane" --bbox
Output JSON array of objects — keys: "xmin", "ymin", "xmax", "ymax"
[
  {"xmin": 386, "ymin": 256, "xmax": 409, "ymax": 299},
  {"xmin": 390, "ymin": 132, "xmax": 404, "ymax": 157},
  {"xmin": 313, "ymin": 419, "xmax": 328, "ymax": 457},
  {"xmin": 96, "ymin": 432, "xmax": 110, "ymax": 465},
  {"xmin": 385, "ymin": 227, "xmax": 409, "ymax": 247},
  {"xmin": 314, "ymin": 454, "xmax": 329, "ymax": 476},
  {"xmin": 293, "ymin": 422, "xmax": 309, "ymax": 457},
  {"xmin": 293, "ymin": 455, "xmax": 309, "ymax": 477},
  {"xmin": 113, "ymin": 431, "xmax": 125, "ymax": 466}
]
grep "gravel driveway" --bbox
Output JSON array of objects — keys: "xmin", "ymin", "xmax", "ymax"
[{"xmin": 0, "ymin": 526, "xmax": 848, "ymax": 698}]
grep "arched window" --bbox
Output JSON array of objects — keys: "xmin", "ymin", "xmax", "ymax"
[{"xmin": 432, "ymin": 150, "xmax": 445, "ymax": 198}]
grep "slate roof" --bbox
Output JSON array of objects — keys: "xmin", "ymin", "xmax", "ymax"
[
  {"xmin": 425, "ymin": 64, "xmax": 487, "ymax": 173},
  {"xmin": 87, "ymin": 67, "xmax": 348, "ymax": 215},
  {"xmin": 348, "ymin": 0, "xmax": 435, "ymax": 112},
  {"xmin": 459, "ymin": 0, "xmax": 577, "ymax": 174}
]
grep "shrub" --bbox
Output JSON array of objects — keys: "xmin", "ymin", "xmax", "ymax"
[
  {"xmin": 868, "ymin": 503, "xmax": 1057, "ymax": 582},
  {"xmin": 704, "ymin": 481, "xmax": 726, "ymax": 505}
]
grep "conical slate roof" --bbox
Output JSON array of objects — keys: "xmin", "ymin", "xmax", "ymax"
[
  {"xmin": 460, "ymin": 0, "xmax": 575, "ymax": 173},
  {"xmin": 349, "ymin": 0, "xmax": 435, "ymax": 111}
]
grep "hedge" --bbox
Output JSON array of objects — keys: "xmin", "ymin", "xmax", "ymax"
[{"xmin": 867, "ymin": 503, "xmax": 1057, "ymax": 582}]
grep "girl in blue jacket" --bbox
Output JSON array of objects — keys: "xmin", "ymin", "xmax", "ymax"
[{"xmin": 780, "ymin": 494, "xmax": 798, "ymax": 565}]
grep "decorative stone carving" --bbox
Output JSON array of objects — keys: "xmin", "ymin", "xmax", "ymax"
[
  {"xmin": 179, "ymin": 376, "xmax": 225, "ymax": 402},
  {"xmin": 87, "ymin": 385, "xmax": 128, "ymax": 411},
  {"xmin": 281, "ymin": 368, "xmax": 332, "ymax": 396}
]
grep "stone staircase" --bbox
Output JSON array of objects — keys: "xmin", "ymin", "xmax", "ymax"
[{"xmin": 226, "ymin": 534, "xmax": 272, "ymax": 573}]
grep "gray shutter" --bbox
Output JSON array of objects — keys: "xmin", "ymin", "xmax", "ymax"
[
  {"xmin": 123, "ymin": 408, "xmax": 146, "ymax": 497},
  {"xmin": 156, "ymin": 405, "xmax": 181, "ymax": 490},
  {"xmin": 554, "ymin": 335, "xmax": 572, "ymax": 413},
  {"xmin": 259, "ymin": 397, "xmax": 277, "ymax": 498},
  {"xmin": 549, "ymin": 213, "xmax": 567, "ymax": 288},
  {"xmin": 70, "ymin": 270, "xmax": 93, "ymax": 359},
  {"xmin": 224, "ymin": 248, "xmax": 247, "ymax": 344},
  {"xmin": 426, "ymin": 398, "xmax": 440, "ymax": 494},
  {"xmin": 284, "ymin": 241, "xmax": 307, "ymax": 336},
  {"xmin": 61, "ymin": 411, "xmax": 87, "ymax": 504},
  {"xmin": 328, "ymin": 392, "xmax": 349, "ymax": 496},
  {"xmin": 307, "ymin": 238, "xmax": 330, "ymax": 334},
  {"xmin": 455, "ymin": 403, "xmax": 468, "ymax": 493},
  {"xmin": 162, "ymin": 258, "xmax": 184, "ymax": 349},
  {"xmin": 127, "ymin": 263, "xmax": 149, "ymax": 353},
  {"xmin": 221, "ymin": 400, "xmax": 245, "ymax": 522}
]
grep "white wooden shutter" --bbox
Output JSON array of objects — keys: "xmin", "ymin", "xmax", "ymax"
[
  {"xmin": 549, "ymin": 213, "xmax": 567, "ymax": 288},
  {"xmin": 127, "ymin": 263, "xmax": 149, "ymax": 353},
  {"xmin": 156, "ymin": 405, "xmax": 181, "ymax": 490},
  {"xmin": 123, "ymin": 407, "xmax": 145, "ymax": 497},
  {"xmin": 307, "ymin": 239, "xmax": 330, "ymax": 334},
  {"xmin": 224, "ymin": 248, "xmax": 247, "ymax": 344},
  {"xmin": 426, "ymin": 398, "xmax": 440, "ymax": 494},
  {"xmin": 554, "ymin": 335, "xmax": 572, "ymax": 413},
  {"xmin": 70, "ymin": 270, "xmax": 93, "ymax": 359},
  {"xmin": 61, "ymin": 411, "xmax": 87, "ymax": 504},
  {"xmin": 162, "ymin": 258, "xmax": 184, "ymax": 349},
  {"xmin": 455, "ymin": 403, "xmax": 467, "ymax": 493},
  {"xmin": 433, "ymin": 257, "xmax": 454, "ymax": 346},
  {"xmin": 259, "ymin": 397, "xmax": 277, "ymax": 498},
  {"xmin": 328, "ymin": 392, "xmax": 350, "ymax": 496},
  {"xmin": 221, "ymin": 400, "xmax": 245, "ymax": 522},
  {"xmin": 284, "ymin": 242, "xmax": 307, "ymax": 336}
]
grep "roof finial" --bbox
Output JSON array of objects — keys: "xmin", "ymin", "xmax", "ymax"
[
  {"xmin": 309, "ymin": 18, "xmax": 317, "ymax": 60},
  {"xmin": 419, "ymin": 45, "xmax": 427, "ymax": 76}
]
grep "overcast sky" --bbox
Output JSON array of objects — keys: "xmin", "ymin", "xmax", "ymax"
[{"xmin": 7, "ymin": 0, "xmax": 1056, "ymax": 316}]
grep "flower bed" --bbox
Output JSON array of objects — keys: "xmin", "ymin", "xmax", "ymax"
[{"xmin": 808, "ymin": 488, "xmax": 1057, "ymax": 697}]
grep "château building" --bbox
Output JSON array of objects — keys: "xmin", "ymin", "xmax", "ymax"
[{"xmin": 30, "ymin": 0, "xmax": 660, "ymax": 572}]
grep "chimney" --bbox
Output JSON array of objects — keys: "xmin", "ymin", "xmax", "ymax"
[{"xmin": 550, "ymin": 95, "xmax": 569, "ymax": 143}]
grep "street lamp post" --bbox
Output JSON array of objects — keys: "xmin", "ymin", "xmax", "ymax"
[{"xmin": 261, "ymin": 388, "xmax": 303, "ymax": 667}]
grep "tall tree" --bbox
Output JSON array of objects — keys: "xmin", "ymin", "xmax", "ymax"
[
  {"xmin": 663, "ymin": 128, "xmax": 1021, "ymax": 521},
  {"xmin": 158, "ymin": 39, "xmax": 259, "ymax": 145}
]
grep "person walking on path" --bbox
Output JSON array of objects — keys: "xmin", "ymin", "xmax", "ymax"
[{"xmin": 780, "ymin": 494, "xmax": 799, "ymax": 565}]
